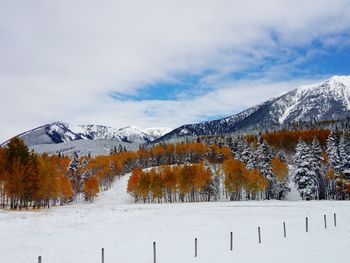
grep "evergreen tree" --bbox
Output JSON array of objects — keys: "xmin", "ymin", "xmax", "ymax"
[
  {"xmin": 239, "ymin": 139, "xmax": 251, "ymax": 165},
  {"xmin": 339, "ymin": 133, "xmax": 350, "ymax": 176},
  {"xmin": 68, "ymin": 152, "xmax": 80, "ymax": 195},
  {"xmin": 294, "ymin": 140, "xmax": 319, "ymax": 200},
  {"xmin": 78, "ymin": 157, "xmax": 91, "ymax": 190},
  {"xmin": 256, "ymin": 138, "xmax": 275, "ymax": 199},
  {"xmin": 294, "ymin": 138, "xmax": 307, "ymax": 165},
  {"xmin": 246, "ymin": 142, "xmax": 258, "ymax": 170},
  {"xmin": 337, "ymin": 133, "xmax": 350, "ymax": 199},
  {"xmin": 311, "ymin": 137, "xmax": 326, "ymax": 199},
  {"xmin": 234, "ymin": 139, "xmax": 245, "ymax": 162},
  {"xmin": 326, "ymin": 131, "xmax": 341, "ymax": 172},
  {"xmin": 200, "ymin": 175, "xmax": 220, "ymax": 201}
]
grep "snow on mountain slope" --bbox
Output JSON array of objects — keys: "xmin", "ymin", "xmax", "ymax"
[
  {"xmin": 30, "ymin": 139, "xmax": 140, "ymax": 157},
  {"xmin": 157, "ymin": 75, "xmax": 350, "ymax": 141},
  {"xmin": 2, "ymin": 122, "xmax": 172, "ymax": 148},
  {"xmin": 143, "ymin": 127, "xmax": 172, "ymax": 140},
  {"xmin": 272, "ymin": 75, "xmax": 350, "ymax": 124},
  {"xmin": 0, "ymin": 172, "xmax": 349, "ymax": 263}
]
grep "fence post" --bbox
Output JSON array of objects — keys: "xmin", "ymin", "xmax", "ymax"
[
  {"xmin": 334, "ymin": 213, "xmax": 337, "ymax": 227},
  {"xmin": 153, "ymin": 242, "xmax": 156, "ymax": 263},
  {"xmin": 283, "ymin": 222, "xmax": 286, "ymax": 238},
  {"xmin": 306, "ymin": 217, "xmax": 308, "ymax": 232},
  {"xmin": 101, "ymin": 248, "xmax": 104, "ymax": 263},
  {"xmin": 38, "ymin": 256, "xmax": 42, "ymax": 263},
  {"xmin": 230, "ymin": 232, "xmax": 233, "ymax": 251},
  {"xmin": 258, "ymin": 227, "xmax": 261, "ymax": 244},
  {"xmin": 195, "ymin": 238, "xmax": 198, "ymax": 257},
  {"xmin": 324, "ymin": 214, "xmax": 327, "ymax": 229}
]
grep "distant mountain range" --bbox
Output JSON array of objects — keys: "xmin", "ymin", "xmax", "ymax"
[
  {"xmin": 3, "ymin": 75, "xmax": 350, "ymax": 156},
  {"xmin": 156, "ymin": 75, "xmax": 350, "ymax": 141},
  {"xmin": 1, "ymin": 122, "xmax": 171, "ymax": 149}
]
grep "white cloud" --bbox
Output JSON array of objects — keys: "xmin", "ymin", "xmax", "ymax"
[
  {"xmin": 0, "ymin": 0, "xmax": 350, "ymax": 142},
  {"xmin": 66, "ymin": 77, "xmax": 325, "ymax": 130}
]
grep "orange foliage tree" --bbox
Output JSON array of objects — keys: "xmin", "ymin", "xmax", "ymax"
[
  {"xmin": 127, "ymin": 163, "xmax": 212, "ymax": 203},
  {"xmin": 83, "ymin": 176, "xmax": 100, "ymax": 202},
  {"xmin": 271, "ymin": 157, "xmax": 289, "ymax": 181},
  {"xmin": 223, "ymin": 158, "xmax": 268, "ymax": 201}
]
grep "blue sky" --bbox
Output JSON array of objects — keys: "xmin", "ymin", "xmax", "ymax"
[{"xmin": 1, "ymin": 0, "xmax": 350, "ymax": 141}]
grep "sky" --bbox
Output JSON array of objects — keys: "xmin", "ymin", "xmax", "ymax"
[{"xmin": 1, "ymin": 0, "xmax": 350, "ymax": 142}]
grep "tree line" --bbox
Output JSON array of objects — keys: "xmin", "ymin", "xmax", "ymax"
[
  {"xmin": 126, "ymin": 135, "xmax": 290, "ymax": 203},
  {"xmin": 2, "ymin": 127, "xmax": 348, "ymax": 209},
  {"xmin": 0, "ymin": 138, "xmax": 234, "ymax": 208},
  {"xmin": 127, "ymin": 163, "xmax": 214, "ymax": 203}
]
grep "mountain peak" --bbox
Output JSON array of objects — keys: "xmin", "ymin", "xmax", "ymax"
[
  {"xmin": 157, "ymin": 75, "xmax": 350, "ymax": 142},
  {"xmin": 298, "ymin": 75, "xmax": 350, "ymax": 93},
  {"xmin": 328, "ymin": 75, "xmax": 350, "ymax": 85}
]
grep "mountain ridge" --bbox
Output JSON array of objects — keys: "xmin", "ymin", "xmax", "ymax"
[
  {"xmin": 156, "ymin": 75, "xmax": 350, "ymax": 142},
  {"xmin": 1, "ymin": 122, "xmax": 172, "ymax": 147}
]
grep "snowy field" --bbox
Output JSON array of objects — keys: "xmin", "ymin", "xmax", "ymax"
[{"xmin": 1, "ymin": 174, "xmax": 350, "ymax": 263}]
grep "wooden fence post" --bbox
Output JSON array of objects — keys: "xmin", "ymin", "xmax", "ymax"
[
  {"xmin": 306, "ymin": 217, "xmax": 308, "ymax": 232},
  {"xmin": 101, "ymin": 248, "xmax": 104, "ymax": 263},
  {"xmin": 195, "ymin": 238, "xmax": 198, "ymax": 257},
  {"xmin": 258, "ymin": 227, "xmax": 261, "ymax": 244},
  {"xmin": 324, "ymin": 214, "xmax": 327, "ymax": 229},
  {"xmin": 38, "ymin": 256, "xmax": 42, "ymax": 263},
  {"xmin": 283, "ymin": 222, "xmax": 286, "ymax": 238},
  {"xmin": 230, "ymin": 232, "xmax": 233, "ymax": 251},
  {"xmin": 153, "ymin": 242, "xmax": 156, "ymax": 263},
  {"xmin": 334, "ymin": 213, "xmax": 337, "ymax": 227}
]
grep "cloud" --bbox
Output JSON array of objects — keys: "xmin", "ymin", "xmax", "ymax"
[
  {"xmin": 0, "ymin": 0, "xmax": 350, "ymax": 142},
  {"xmin": 66, "ymin": 77, "xmax": 324, "ymax": 130}
]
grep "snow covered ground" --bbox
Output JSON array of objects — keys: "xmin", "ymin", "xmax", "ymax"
[{"xmin": 1, "ymin": 174, "xmax": 350, "ymax": 263}]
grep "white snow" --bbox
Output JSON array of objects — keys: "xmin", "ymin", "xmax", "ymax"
[
  {"xmin": 1, "ymin": 173, "xmax": 349, "ymax": 263},
  {"xmin": 143, "ymin": 127, "xmax": 172, "ymax": 138},
  {"xmin": 275, "ymin": 75, "xmax": 350, "ymax": 124},
  {"xmin": 30, "ymin": 139, "xmax": 139, "ymax": 157},
  {"xmin": 286, "ymin": 165, "xmax": 302, "ymax": 201}
]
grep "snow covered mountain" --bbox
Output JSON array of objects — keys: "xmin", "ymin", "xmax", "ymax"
[
  {"xmin": 158, "ymin": 75, "xmax": 350, "ymax": 141},
  {"xmin": 2, "ymin": 122, "xmax": 171, "ymax": 148}
]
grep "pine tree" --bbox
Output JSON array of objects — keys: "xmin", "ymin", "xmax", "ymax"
[
  {"xmin": 201, "ymin": 175, "xmax": 220, "ymax": 201},
  {"xmin": 246, "ymin": 142, "xmax": 258, "ymax": 170},
  {"xmin": 256, "ymin": 138, "xmax": 275, "ymax": 199},
  {"xmin": 326, "ymin": 131, "xmax": 341, "ymax": 172},
  {"xmin": 294, "ymin": 138, "xmax": 307, "ymax": 165},
  {"xmin": 239, "ymin": 139, "xmax": 251, "ymax": 164},
  {"xmin": 337, "ymin": 133, "xmax": 350, "ymax": 199},
  {"xmin": 339, "ymin": 133, "xmax": 350, "ymax": 176},
  {"xmin": 294, "ymin": 140, "xmax": 319, "ymax": 200},
  {"xmin": 234, "ymin": 138, "xmax": 243, "ymax": 161},
  {"xmin": 310, "ymin": 137, "xmax": 326, "ymax": 199},
  {"xmin": 68, "ymin": 152, "xmax": 80, "ymax": 195}
]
